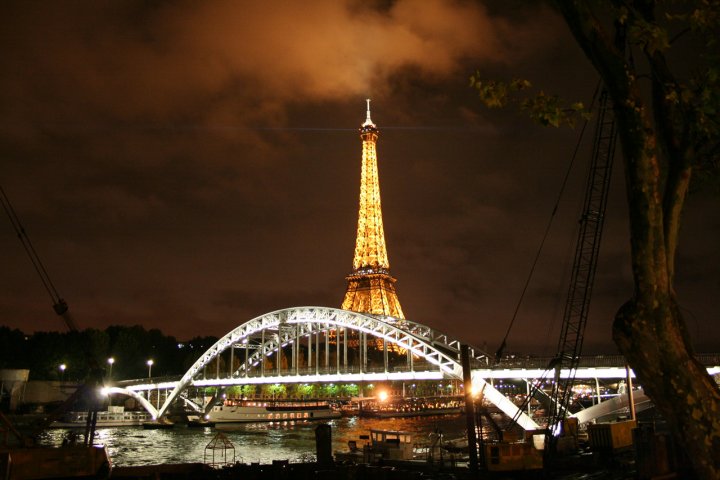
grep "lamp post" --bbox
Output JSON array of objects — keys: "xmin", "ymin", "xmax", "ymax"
[
  {"xmin": 59, "ymin": 363, "xmax": 66, "ymax": 382},
  {"xmin": 107, "ymin": 357, "xmax": 114, "ymax": 380},
  {"xmin": 147, "ymin": 359, "xmax": 154, "ymax": 379}
]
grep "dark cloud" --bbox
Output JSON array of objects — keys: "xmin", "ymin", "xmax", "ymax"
[{"xmin": 0, "ymin": 1, "xmax": 716, "ymax": 353}]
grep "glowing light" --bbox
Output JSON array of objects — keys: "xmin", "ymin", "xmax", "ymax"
[
  {"xmin": 100, "ymin": 387, "xmax": 110, "ymax": 396},
  {"xmin": 378, "ymin": 390, "xmax": 389, "ymax": 402}
]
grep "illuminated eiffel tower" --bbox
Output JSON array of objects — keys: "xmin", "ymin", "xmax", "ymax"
[{"xmin": 341, "ymin": 100, "xmax": 405, "ymax": 320}]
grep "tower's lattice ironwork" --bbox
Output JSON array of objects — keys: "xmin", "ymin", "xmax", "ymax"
[{"xmin": 341, "ymin": 100, "xmax": 405, "ymax": 319}]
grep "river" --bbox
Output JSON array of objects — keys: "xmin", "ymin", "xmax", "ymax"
[{"xmin": 37, "ymin": 415, "xmax": 468, "ymax": 467}]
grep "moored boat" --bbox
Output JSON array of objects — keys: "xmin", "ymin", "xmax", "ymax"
[
  {"xmin": 208, "ymin": 399, "xmax": 341, "ymax": 423},
  {"xmin": 335, "ymin": 429, "xmax": 416, "ymax": 463},
  {"xmin": 50, "ymin": 407, "xmax": 151, "ymax": 428},
  {"xmin": 358, "ymin": 396, "xmax": 463, "ymax": 418}
]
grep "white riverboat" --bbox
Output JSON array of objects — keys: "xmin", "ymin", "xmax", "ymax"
[
  {"xmin": 51, "ymin": 407, "xmax": 151, "ymax": 428},
  {"xmin": 208, "ymin": 399, "xmax": 341, "ymax": 423}
]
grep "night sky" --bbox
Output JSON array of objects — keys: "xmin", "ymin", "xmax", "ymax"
[{"xmin": 1, "ymin": 1, "xmax": 717, "ymax": 355}]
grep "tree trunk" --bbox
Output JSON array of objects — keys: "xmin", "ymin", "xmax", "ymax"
[
  {"xmin": 612, "ymin": 100, "xmax": 720, "ymax": 480},
  {"xmin": 614, "ymin": 299, "xmax": 720, "ymax": 479}
]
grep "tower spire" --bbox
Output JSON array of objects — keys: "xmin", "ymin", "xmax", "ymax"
[
  {"xmin": 341, "ymin": 100, "xmax": 405, "ymax": 319},
  {"xmin": 363, "ymin": 98, "xmax": 374, "ymax": 127}
]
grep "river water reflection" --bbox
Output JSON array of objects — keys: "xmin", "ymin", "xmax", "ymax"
[{"xmin": 38, "ymin": 415, "xmax": 467, "ymax": 467}]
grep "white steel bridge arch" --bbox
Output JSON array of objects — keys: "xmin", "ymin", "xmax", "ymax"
[{"xmin": 150, "ymin": 307, "xmax": 539, "ymax": 429}]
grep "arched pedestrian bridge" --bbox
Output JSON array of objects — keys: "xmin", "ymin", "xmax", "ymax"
[{"xmin": 111, "ymin": 307, "xmax": 720, "ymax": 430}]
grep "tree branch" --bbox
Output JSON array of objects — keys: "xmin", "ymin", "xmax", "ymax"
[{"xmin": 554, "ymin": 0, "xmax": 667, "ymax": 296}]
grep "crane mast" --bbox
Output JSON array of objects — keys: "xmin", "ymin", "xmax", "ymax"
[{"xmin": 545, "ymin": 88, "xmax": 617, "ymax": 451}]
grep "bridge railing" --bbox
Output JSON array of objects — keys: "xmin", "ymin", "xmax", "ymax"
[
  {"xmin": 116, "ymin": 354, "xmax": 720, "ymax": 388},
  {"xmin": 491, "ymin": 355, "xmax": 628, "ymax": 370},
  {"xmin": 492, "ymin": 353, "xmax": 720, "ymax": 370},
  {"xmin": 697, "ymin": 353, "xmax": 720, "ymax": 366},
  {"xmin": 205, "ymin": 364, "xmax": 437, "ymax": 380}
]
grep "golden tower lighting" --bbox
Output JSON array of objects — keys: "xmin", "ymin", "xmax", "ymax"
[{"xmin": 341, "ymin": 99, "xmax": 405, "ymax": 319}]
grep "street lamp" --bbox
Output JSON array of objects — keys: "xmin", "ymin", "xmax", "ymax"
[
  {"xmin": 59, "ymin": 363, "xmax": 66, "ymax": 382},
  {"xmin": 146, "ymin": 359, "xmax": 154, "ymax": 378},
  {"xmin": 107, "ymin": 357, "xmax": 114, "ymax": 380}
]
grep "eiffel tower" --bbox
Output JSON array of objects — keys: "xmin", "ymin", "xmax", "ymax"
[{"xmin": 341, "ymin": 100, "xmax": 405, "ymax": 320}]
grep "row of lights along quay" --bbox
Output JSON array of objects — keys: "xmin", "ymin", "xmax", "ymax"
[{"xmin": 54, "ymin": 358, "xmax": 154, "ymax": 381}]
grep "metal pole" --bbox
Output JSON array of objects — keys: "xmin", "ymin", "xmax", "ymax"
[
  {"xmin": 325, "ymin": 330, "xmax": 330, "ymax": 369},
  {"xmin": 277, "ymin": 335, "xmax": 281, "ymax": 376},
  {"xmin": 461, "ymin": 345, "xmax": 479, "ymax": 477},
  {"xmin": 362, "ymin": 332, "xmax": 367, "ymax": 371},
  {"xmin": 229, "ymin": 345, "xmax": 234, "ymax": 379},
  {"xmin": 308, "ymin": 330, "xmax": 312, "ymax": 369},
  {"xmin": 336, "ymin": 330, "xmax": 340, "ymax": 374},
  {"xmin": 359, "ymin": 331, "xmax": 364, "ymax": 374},
  {"xmin": 261, "ymin": 329, "xmax": 265, "ymax": 377},
  {"xmin": 383, "ymin": 331, "xmax": 388, "ymax": 373},
  {"xmin": 625, "ymin": 365, "xmax": 636, "ymax": 421},
  {"xmin": 244, "ymin": 341, "xmax": 249, "ymax": 377},
  {"xmin": 409, "ymin": 342, "xmax": 414, "ymax": 372},
  {"xmin": 295, "ymin": 325, "xmax": 299, "ymax": 375},
  {"xmin": 595, "ymin": 377, "xmax": 601, "ymax": 405},
  {"xmin": 343, "ymin": 328, "xmax": 347, "ymax": 370},
  {"xmin": 526, "ymin": 379, "xmax": 531, "ymax": 416},
  {"xmin": 315, "ymin": 330, "xmax": 320, "ymax": 375}
]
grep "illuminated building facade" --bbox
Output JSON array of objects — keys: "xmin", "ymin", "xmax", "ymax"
[{"xmin": 341, "ymin": 100, "xmax": 405, "ymax": 319}]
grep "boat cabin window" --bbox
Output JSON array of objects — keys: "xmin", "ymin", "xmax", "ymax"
[
  {"xmin": 371, "ymin": 431, "xmax": 412, "ymax": 444},
  {"xmin": 490, "ymin": 446, "xmax": 500, "ymax": 464}
]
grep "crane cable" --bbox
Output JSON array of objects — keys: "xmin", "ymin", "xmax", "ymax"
[
  {"xmin": 494, "ymin": 80, "xmax": 602, "ymax": 364},
  {"xmin": 0, "ymin": 184, "xmax": 66, "ymax": 310}
]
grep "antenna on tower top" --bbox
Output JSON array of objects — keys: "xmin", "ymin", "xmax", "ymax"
[{"xmin": 363, "ymin": 98, "xmax": 375, "ymax": 127}]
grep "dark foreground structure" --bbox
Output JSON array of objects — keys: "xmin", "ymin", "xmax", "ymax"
[
  {"xmin": 113, "ymin": 461, "xmax": 464, "ymax": 480},
  {"xmin": 110, "ymin": 457, "xmax": 639, "ymax": 480}
]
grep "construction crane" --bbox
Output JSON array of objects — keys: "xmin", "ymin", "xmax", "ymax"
[
  {"xmin": 544, "ymin": 86, "xmax": 617, "ymax": 455},
  {"xmin": 463, "ymin": 81, "xmax": 618, "ymax": 475},
  {"xmin": 487, "ymin": 82, "xmax": 617, "ymax": 464},
  {"xmin": 0, "ymin": 186, "xmax": 104, "ymax": 446}
]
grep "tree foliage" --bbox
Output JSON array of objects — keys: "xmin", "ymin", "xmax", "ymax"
[
  {"xmin": 0, "ymin": 325, "xmax": 218, "ymax": 381},
  {"xmin": 469, "ymin": 76, "xmax": 589, "ymax": 127}
]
